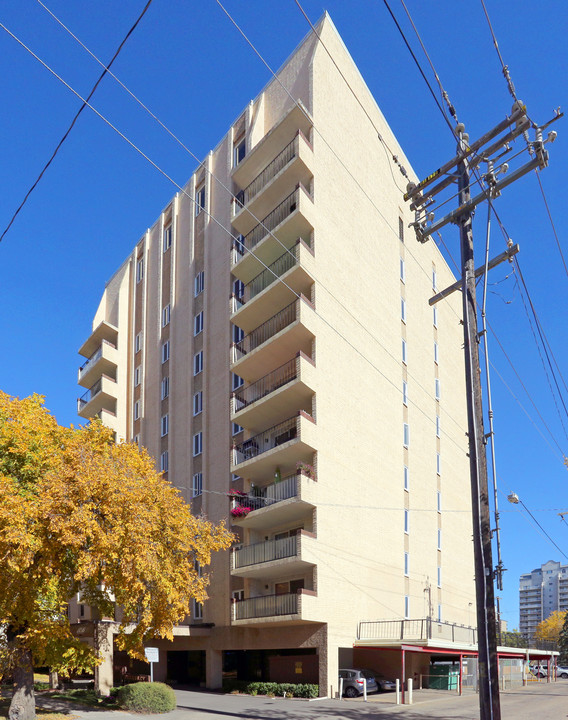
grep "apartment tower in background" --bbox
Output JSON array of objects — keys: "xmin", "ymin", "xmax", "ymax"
[
  {"xmin": 519, "ymin": 560, "xmax": 568, "ymax": 637},
  {"xmin": 76, "ymin": 15, "xmax": 475, "ymax": 695}
]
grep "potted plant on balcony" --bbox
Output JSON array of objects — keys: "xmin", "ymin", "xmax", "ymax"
[
  {"xmin": 230, "ymin": 505, "xmax": 252, "ymax": 518},
  {"xmin": 296, "ymin": 461, "xmax": 316, "ymax": 480}
]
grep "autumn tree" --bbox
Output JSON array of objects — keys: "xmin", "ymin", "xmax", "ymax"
[
  {"xmin": 534, "ymin": 610, "xmax": 568, "ymax": 644},
  {"xmin": 558, "ymin": 611, "xmax": 568, "ymax": 664},
  {"xmin": 0, "ymin": 392, "xmax": 233, "ymax": 720}
]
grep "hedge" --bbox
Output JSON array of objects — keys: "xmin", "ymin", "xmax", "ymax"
[
  {"xmin": 117, "ymin": 682, "xmax": 176, "ymax": 713},
  {"xmin": 222, "ymin": 680, "xmax": 318, "ymax": 698}
]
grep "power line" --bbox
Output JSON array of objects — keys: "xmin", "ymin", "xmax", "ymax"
[
  {"xmin": 0, "ymin": 0, "xmax": 154, "ymax": 243},
  {"xmin": 534, "ymin": 169, "xmax": 568, "ymax": 281}
]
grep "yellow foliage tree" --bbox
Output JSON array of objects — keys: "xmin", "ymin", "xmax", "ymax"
[
  {"xmin": 534, "ymin": 610, "xmax": 568, "ymax": 643},
  {"xmin": 0, "ymin": 392, "xmax": 233, "ymax": 720}
]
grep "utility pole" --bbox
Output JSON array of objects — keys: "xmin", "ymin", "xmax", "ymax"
[{"xmin": 404, "ymin": 104, "xmax": 561, "ymax": 720}]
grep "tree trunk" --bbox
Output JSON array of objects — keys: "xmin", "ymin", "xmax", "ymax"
[
  {"xmin": 48, "ymin": 670, "xmax": 58, "ymax": 690},
  {"xmin": 9, "ymin": 647, "xmax": 35, "ymax": 720}
]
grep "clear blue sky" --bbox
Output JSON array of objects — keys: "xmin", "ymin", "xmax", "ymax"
[{"xmin": 1, "ymin": 0, "xmax": 567, "ymax": 631}]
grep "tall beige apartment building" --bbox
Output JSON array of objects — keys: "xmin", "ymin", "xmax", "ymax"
[{"xmin": 77, "ymin": 15, "xmax": 477, "ymax": 695}]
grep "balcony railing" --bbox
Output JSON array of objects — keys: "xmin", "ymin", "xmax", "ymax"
[
  {"xmin": 233, "ymin": 301, "xmax": 296, "ymax": 358},
  {"xmin": 78, "ymin": 339, "xmax": 116, "ymax": 380},
  {"xmin": 233, "ymin": 185, "xmax": 308, "ymax": 254},
  {"xmin": 78, "ymin": 378, "xmax": 102, "ymax": 411},
  {"xmin": 232, "ymin": 473, "xmax": 298, "ymax": 512},
  {"xmin": 357, "ymin": 618, "xmax": 478, "ymax": 645},
  {"xmin": 233, "ymin": 592, "xmax": 299, "ymax": 620},
  {"xmin": 233, "ymin": 535, "xmax": 297, "ymax": 569},
  {"xmin": 239, "ymin": 240, "xmax": 305, "ymax": 306},
  {"xmin": 232, "ymin": 415, "xmax": 299, "ymax": 464},
  {"xmin": 233, "ymin": 357, "xmax": 298, "ymax": 411},
  {"xmin": 233, "ymin": 134, "xmax": 301, "ymax": 213}
]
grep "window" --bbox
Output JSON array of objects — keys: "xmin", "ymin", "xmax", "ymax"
[
  {"xmin": 436, "ymin": 452, "xmax": 441, "ymax": 475},
  {"xmin": 160, "ymin": 451, "xmax": 169, "ymax": 473},
  {"xmin": 134, "ymin": 400, "xmax": 140, "ymax": 421},
  {"xmin": 434, "ymin": 341, "xmax": 439, "ymax": 364},
  {"xmin": 194, "ymin": 311, "xmax": 204, "ymax": 336},
  {"xmin": 163, "ymin": 225, "xmax": 172, "ymax": 252},
  {"xmin": 404, "ymin": 509, "xmax": 409, "ymax": 534},
  {"xmin": 404, "ymin": 466, "xmax": 409, "ymax": 491},
  {"xmin": 402, "ymin": 339, "xmax": 407, "ymax": 365},
  {"xmin": 400, "ymin": 257, "xmax": 405, "ymax": 283},
  {"xmin": 432, "ymin": 268, "xmax": 437, "ymax": 291},
  {"xmin": 437, "ymin": 566, "xmax": 442, "ymax": 587},
  {"xmin": 192, "ymin": 472, "xmax": 203, "ymax": 497},
  {"xmin": 134, "ymin": 365, "xmax": 142, "ymax": 387},
  {"xmin": 399, "ymin": 217, "xmax": 404, "ymax": 242},
  {"xmin": 232, "ymin": 324, "xmax": 244, "ymax": 344},
  {"xmin": 404, "ymin": 552, "xmax": 409, "ymax": 577},
  {"xmin": 195, "ymin": 184, "xmax": 205, "ymax": 216},
  {"xmin": 436, "ymin": 414, "xmax": 441, "ymax": 438},
  {"xmin": 437, "ymin": 529, "xmax": 442, "ymax": 550},
  {"xmin": 437, "ymin": 604, "xmax": 442, "ymax": 622},
  {"xmin": 136, "ymin": 257, "xmax": 144, "ymax": 283},
  {"xmin": 193, "ymin": 351, "xmax": 203, "ymax": 376},
  {"xmin": 161, "ymin": 376, "xmax": 169, "ymax": 400},
  {"xmin": 194, "ymin": 271, "xmax": 204, "ymax": 296},
  {"xmin": 193, "ymin": 432, "xmax": 202, "ymax": 457},
  {"xmin": 135, "ymin": 332, "xmax": 142, "ymax": 353},
  {"xmin": 161, "ymin": 414, "xmax": 169, "ymax": 437},
  {"xmin": 433, "ymin": 305, "xmax": 438, "ymax": 327},
  {"xmin": 437, "ymin": 491, "xmax": 442, "ymax": 513},
  {"xmin": 233, "ymin": 279, "xmax": 244, "ymax": 299},
  {"xmin": 401, "ymin": 297, "xmax": 406, "ymax": 323},
  {"xmin": 192, "ymin": 599, "xmax": 203, "ymax": 620},
  {"xmin": 404, "ymin": 595, "xmax": 410, "ymax": 618},
  {"xmin": 133, "ymin": 435, "xmax": 139, "ymax": 445},
  {"xmin": 232, "ymin": 589, "xmax": 244, "ymax": 602},
  {"xmin": 232, "ymin": 373, "xmax": 244, "ymax": 390},
  {"xmin": 233, "ymin": 136, "xmax": 246, "ymax": 166},
  {"xmin": 403, "ymin": 423, "xmax": 409, "ymax": 448},
  {"xmin": 435, "ymin": 378, "xmax": 440, "ymax": 401},
  {"xmin": 232, "ymin": 422, "xmax": 243, "ymax": 436},
  {"xmin": 162, "ymin": 304, "xmax": 171, "ymax": 327},
  {"xmin": 231, "ymin": 473, "xmax": 241, "ymax": 483},
  {"xmin": 193, "ymin": 391, "xmax": 202, "ymax": 416},
  {"xmin": 402, "ymin": 381, "xmax": 408, "ymax": 406},
  {"xmin": 162, "ymin": 340, "xmax": 170, "ymax": 363}
]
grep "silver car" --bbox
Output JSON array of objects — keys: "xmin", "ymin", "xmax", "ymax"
[{"xmin": 339, "ymin": 668, "xmax": 378, "ymax": 697}]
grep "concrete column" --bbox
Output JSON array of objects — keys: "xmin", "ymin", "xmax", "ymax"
[
  {"xmin": 94, "ymin": 622, "xmax": 114, "ymax": 696},
  {"xmin": 206, "ymin": 649, "xmax": 223, "ymax": 689}
]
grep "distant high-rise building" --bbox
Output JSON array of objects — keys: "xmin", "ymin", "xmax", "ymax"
[
  {"xmin": 76, "ymin": 14, "xmax": 477, "ymax": 695},
  {"xmin": 519, "ymin": 560, "xmax": 568, "ymax": 637}
]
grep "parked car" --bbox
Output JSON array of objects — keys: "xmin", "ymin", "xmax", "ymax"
[
  {"xmin": 374, "ymin": 673, "xmax": 397, "ymax": 691},
  {"xmin": 556, "ymin": 665, "xmax": 568, "ymax": 679},
  {"xmin": 529, "ymin": 664, "xmax": 547, "ymax": 678},
  {"xmin": 338, "ymin": 669, "xmax": 378, "ymax": 697}
]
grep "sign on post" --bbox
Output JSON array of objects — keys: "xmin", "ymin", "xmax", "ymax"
[{"xmin": 144, "ymin": 647, "xmax": 159, "ymax": 682}]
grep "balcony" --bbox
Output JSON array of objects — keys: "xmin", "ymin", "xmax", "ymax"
[
  {"xmin": 231, "ymin": 130, "xmax": 313, "ymax": 236},
  {"xmin": 78, "ymin": 320, "xmax": 118, "ymax": 359},
  {"xmin": 230, "ymin": 297, "xmax": 316, "ymax": 379},
  {"xmin": 231, "ymin": 530, "xmax": 317, "ymax": 579},
  {"xmin": 231, "ymin": 353, "xmax": 316, "ymax": 429},
  {"xmin": 230, "ymin": 240, "xmax": 315, "ymax": 333},
  {"xmin": 78, "ymin": 339, "xmax": 118, "ymax": 388},
  {"xmin": 230, "ymin": 471, "xmax": 317, "ymax": 531},
  {"xmin": 231, "ymin": 412, "xmax": 316, "ymax": 482},
  {"xmin": 231, "ymin": 103, "xmax": 313, "ymax": 189},
  {"xmin": 231, "ymin": 589, "xmax": 318, "ymax": 626},
  {"xmin": 357, "ymin": 618, "xmax": 478, "ymax": 647},
  {"xmin": 231, "ymin": 184, "xmax": 314, "ymax": 284},
  {"xmin": 77, "ymin": 375, "xmax": 117, "ymax": 419}
]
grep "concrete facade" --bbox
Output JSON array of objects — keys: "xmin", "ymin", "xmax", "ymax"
[
  {"xmin": 519, "ymin": 560, "xmax": 568, "ymax": 637},
  {"xmin": 77, "ymin": 15, "xmax": 475, "ymax": 696}
]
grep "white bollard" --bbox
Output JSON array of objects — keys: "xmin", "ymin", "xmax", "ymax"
[
  {"xmin": 407, "ymin": 678, "xmax": 413, "ymax": 704},
  {"xmin": 339, "ymin": 677, "xmax": 343, "ymax": 700},
  {"xmin": 363, "ymin": 677, "xmax": 367, "ymax": 702},
  {"xmin": 396, "ymin": 678, "xmax": 400, "ymax": 705}
]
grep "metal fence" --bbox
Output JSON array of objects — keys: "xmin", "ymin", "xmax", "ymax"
[
  {"xmin": 357, "ymin": 618, "xmax": 477, "ymax": 645},
  {"xmin": 233, "ymin": 534, "xmax": 297, "ymax": 569},
  {"xmin": 233, "ymin": 592, "xmax": 298, "ymax": 620}
]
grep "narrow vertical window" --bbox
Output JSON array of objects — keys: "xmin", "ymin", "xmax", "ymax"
[
  {"xmin": 401, "ymin": 297, "xmax": 406, "ymax": 323},
  {"xmin": 136, "ymin": 257, "xmax": 144, "ymax": 283},
  {"xmin": 162, "ymin": 341, "xmax": 170, "ymax": 363},
  {"xmin": 135, "ymin": 333, "xmax": 142, "ymax": 354},
  {"xmin": 162, "ymin": 304, "xmax": 171, "ymax": 327},
  {"xmin": 161, "ymin": 414, "xmax": 169, "ymax": 437},
  {"xmin": 192, "ymin": 472, "xmax": 203, "ymax": 497},
  {"xmin": 437, "ymin": 604, "xmax": 442, "ymax": 622},
  {"xmin": 402, "ymin": 381, "xmax": 408, "ymax": 406},
  {"xmin": 193, "ymin": 351, "xmax": 203, "ymax": 376},
  {"xmin": 437, "ymin": 491, "xmax": 442, "ymax": 512},
  {"xmin": 402, "ymin": 339, "xmax": 407, "ymax": 365},
  {"xmin": 399, "ymin": 217, "xmax": 404, "ymax": 243},
  {"xmin": 404, "ymin": 509, "xmax": 409, "ymax": 533},
  {"xmin": 193, "ymin": 432, "xmax": 203, "ymax": 457},
  {"xmin": 433, "ymin": 305, "xmax": 438, "ymax": 327},
  {"xmin": 437, "ymin": 528, "xmax": 442, "ymax": 550},
  {"xmin": 437, "ymin": 566, "xmax": 442, "ymax": 587},
  {"xmin": 163, "ymin": 225, "xmax": 172, "ymax": 251},
  {"xmin": 160, "ymin": 451, "xmax": 169, "ymax": 472},
  {"xmin": 194, "ymin": 271, "xmax": 204, "ymax": 296},
  {"xmin": 133, "ymin": 400, "xmax": 140, "ymax": 421},
  {"xmin": 404, "ymin": 595, "xmax": 410, "ymax": 618},
  {"xmin": 435, "ymin": 378, "xmax": 441, "ymax": 400},
  {"xmin": 432, "ymin": 268, "xmax": 437, "ymax": 291},
  {"xmin": 436, "ymin": 414, "xmax": 441, "ymax": 438},
  {"xmin": 195, "ymin": 185, "xmax": 205, "ymax": 216},
  {"xmin": 434, "ymin": 341, "xmax": 439, "ymax": 364},
  {"xmin": 193, "ymin": 391, "xmax": 203, "ymax": 416},
  {"xmin": 400, "ymin": 257, "xmax": 405, "ymax": 283},
  {"xmin": 436, "ymin": 452, "xmax": 441, "ymax": 475},
  {"xmin": 404, "ymin": 466, "xmax": 409, "ymax": 491},
  {"xmin": 403, "ymin": 423, "xmax": 410, "ymax": 448},
  {"xmin": 134, "ymin": 366, "xmax": 142, "ymax": 387},
  {"xmin": 161, "ymin": 376, "xmax": 169, "ymax": 400},
  {"xmin": 404, "ymin": 552, "xmax": 409, "ymax": 577},
  {"xmin": 194, "ymin": 311, "xmax": 204, "ymax": 336},
  {"xmin": 233, "ymin": 136, "xmax": 246, "ymax": 167}
]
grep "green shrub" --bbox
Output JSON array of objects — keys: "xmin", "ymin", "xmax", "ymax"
[
  {"xmin": 221, "ymin": 680, "xmax": 318, "ymax": 698},
  {"xmin": 117, "ymin": 682, "xmax": 176, "ymax": 713}
]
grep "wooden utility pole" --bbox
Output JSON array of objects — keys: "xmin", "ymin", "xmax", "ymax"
[{"xmin": 456, "ymin": 128, "xmax": 501, "ymax": 720}]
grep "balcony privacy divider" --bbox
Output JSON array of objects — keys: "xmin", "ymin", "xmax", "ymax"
[
  {"xmin": 233, "ymin": 592, "xmax": 298, "ymax": 620},
  {"xmin": 233, "ymin": 534, "xmax": 297, "ymax": 569}
]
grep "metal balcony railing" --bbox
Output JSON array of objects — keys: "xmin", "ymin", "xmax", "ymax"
[
  {"xmin": 78, "ymin": 339, "xmax": 116, "ymax": 379},
  {"xmin": 233, "ymin": 534, "xmax": 297, "ymax": 569},
  {"xmin": 232, "ymin": 415, "xmax": 298, "ymax": 464},
  {"xmin": 357, "ymin": 618, "xmax": 478, "ymax": 645},
  {"xmin": 234, "ymin": 185, "xmax": 307, "ymax": 254},
  {"xmin": 232, "ymin": 473, "xmax": 298, "ymax": 512},
  {"xmin": 233, "ymin": 301, "xmax": 296, "ymax": 358},
  {"xmin": 78, "ymin": 378, "xmax": 102, "ymax": 411},
  {"xmin": 232, "ymin": 357, "xmax": 298, "ymax": 411},
  {"xmin": 233, "ymin": 592, "xmax": 298, "ymax": 620},
  {"xmin": 243, "ymin": 241, "xmax": 302, "ymax": 304}
]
